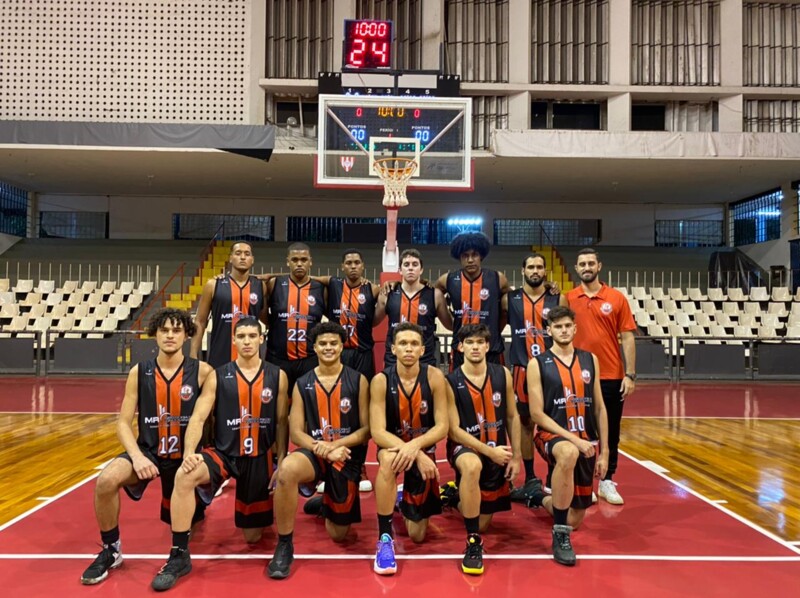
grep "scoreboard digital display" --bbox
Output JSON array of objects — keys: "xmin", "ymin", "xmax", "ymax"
[
  {"xmin": 343, "ymin": 20, "xmax": 393, "ymax": 70},
  {"xmin": 326, "ymin": 105, "xmax": 464, "ymax": 153}
]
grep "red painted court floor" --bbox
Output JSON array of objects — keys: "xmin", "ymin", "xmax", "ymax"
[{"xmin": 1, "ymin": 378, "xmax": 799, "ymax": 597}]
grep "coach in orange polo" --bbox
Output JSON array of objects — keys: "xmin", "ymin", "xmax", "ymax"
[{"xmin": 562, "ymin": 248, "xmax": 636, "ymax": 506}]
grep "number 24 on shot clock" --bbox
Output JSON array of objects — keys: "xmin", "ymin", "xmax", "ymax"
[{"xmin": 343, "ymin": 19, "xmax": 393, "ymax": 70}]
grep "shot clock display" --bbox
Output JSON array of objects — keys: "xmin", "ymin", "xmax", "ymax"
[{"xmin": 343, "ymin": 19, "xmax": 393, "ymax": 70}]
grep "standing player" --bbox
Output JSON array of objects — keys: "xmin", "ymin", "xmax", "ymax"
[
  {"xmin": 445, "ymin": 324, "xmax": 521, "ymax": 576},
  {"xmin": 192, "ymin": 241, "xmax": 265, "ymax": 367},
  {"xmin": 435, "ymin": 233, "xmax": 509, "ymax": 369},
  {"xmin": 268, "ymin": 322, "xmax": 370, "ymax": 580},
  {"xmin": 369, "ymin": 322, "xmax": 449, "ymax": 575},
  {"xmin": 563, "ymin": 248, "xmax": 636, "ymax": 505},
  {"xmin": 266, "ymin": 243, "xmax": 326, "ymax": 392},
  {"xmin": 80, "ymin": 308, "xmax": 212, "ymax": 586},
  {"xmin": 505, "ymin": 253, "xmax": 559, "ymax": 501},
  {"xmin": 526, "ymin": 306, "xmax": 609, "ymax": 566},
  {"xmin": 375, "ymin": 248, "xmax": 452, "ymax": 368},
  {"xmin": 150, "ymin": 317, "xmax": 288, "ymax": 591},
  {"xmin": 326, "ymin": 248, "xmax": 382, "ymax": 379}
]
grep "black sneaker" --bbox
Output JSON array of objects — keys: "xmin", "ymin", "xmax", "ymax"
[
  {"xmin": 525, "ymin": 479, "xmax": 547, "ymax": 509},
  {"xmin": 267, "ymin": 540, "xmax": 294, "ymax": 579},
  {"xmin": 552, "ymin": 524, "xmax": 576, "ymax": 566},
  {"xmin": 461, "ymin": 533, "xmax": 484, "ymax": 575},
  {"xmin": 439, "ymin": 481, "xmax": 460, "ymax": 510},
  {"xmin": 80, "ymin": 544, "xmax": 122, "ymax": 585},
  {"xmin": 303, "ymin": 495, "xmax": 323, "ymax": 516},
  {"xmin": 510, "ymin": 477, "xmax": 543, "ymax": 503},
  {"xmin": 151, "ymin": 547, "xmax": 192, "ymax": 591}
]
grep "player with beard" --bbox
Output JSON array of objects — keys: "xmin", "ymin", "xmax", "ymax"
[
  {"xmin": 525, "ymin": 306, "xmax": 609, "ymax": 566},
  {"xmin": 504, "ymin": 253, "xmax": 559, "ymax": 502},
  {"xmin": 562, "ymin": 248, "xmax": 636, "ymax": 506}
]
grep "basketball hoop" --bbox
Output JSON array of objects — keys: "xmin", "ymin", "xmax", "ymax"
[{"xmin": 373, "ymin": 157, "xmax": 418, "ymax": 208}]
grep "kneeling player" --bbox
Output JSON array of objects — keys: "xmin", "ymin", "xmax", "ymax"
[
  {"xmin": 80, "ymin": 308, "xmax": 212, "ymax": 585},
  {"xmin": 150, "ymin": 317, "xmax": 288, "ymax": 591},
  {"xmin": 369, "ymin": 322, "xmax": 449, "ymax": 575},
  {"xmin": 268, "ymin": 322, "xmax": 370, "ymax": 580},
  {"xmin": 445, "ymin": 324, "xmax": 521, "ymax": 575},
  {"xmin": 526, "ymin": 306, "xmax": 608, "ymax": 566}
]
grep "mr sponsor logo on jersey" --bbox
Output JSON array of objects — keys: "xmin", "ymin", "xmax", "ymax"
[
  {"xmin": 514, "ymin": 319, "xmax": 548, "ymax": 338},
  {"xmin": 455, "ymin": 301, "xmax": 489, "ymax": 319},
  {"xmin": 220, "ymin": 304, "xmax": 242, "ymax": 322},
  {"xmin": 333, "ymin": 301, "xmax": 366, "ymax": 321},
  {"xmin": 553, "ymin": 387, "xmax": 592, "ymax": 408},
  {"xmin": 400, "ymin": 419, "xmax": 429, "ymax": 439},
  {"xmin": 143, "ymin": 404, "xmax": 189, "ymax": 426},
  {"xmin": 278, "ymin": 305, "xmax": 314, "ymax": 321},
  {"xmin": 465, "ymin": 412, "xmax": 504, "ymax": 436},
  {"xmin": 311, "ymin": 416, "xmax": 351, "ymax": 441},
  {"xmin": 226, "ymin": 406, "xmax": 271, "ymax": 429}
]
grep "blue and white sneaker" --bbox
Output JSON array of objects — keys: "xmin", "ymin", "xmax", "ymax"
[{"xmin": 373, "ymin": 533, "xmax": 397, "ymax": 575}]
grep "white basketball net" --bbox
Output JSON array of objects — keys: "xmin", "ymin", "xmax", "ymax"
[{"xmin": 373, "ymin": 157, "xmax": 418, "ymax": 208}]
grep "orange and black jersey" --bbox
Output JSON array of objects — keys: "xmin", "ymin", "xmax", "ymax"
[
  {"xmin": 328, "ymin": 278, "xmax": 375, "ymax": 351},
  {"xmin": 382, "ymin": 364, "xmax": 436, "ymax": 449},
  {"xmin": 213, "ymin": 360, "xmax": 281, "ymax": 458},
  {"xmin": 208, "ymin": 274, "xmax": 265, "ymax": 368},
  {"xmin": 446, "ymin": 269, "xmax": 504, "ymax": 355},
  {"xmin": 446, "ymin": 363, "xmax": 508, "ymax": 448},
  {"xmin": 267, "ymin": 276, "xmax": 326, "ymax": 361},
  {"xmin": 384, "ymin": 285, "xmax": 437, "ymax": 365},
  {"xmin": 534, "ymin": 348, "xmax": 598, "ymax": 443},
  {"xmin": 295, "ymin": 366, "xmax": 367, "ymax": 465},
  {"xmin": 508, "ymin": 288, "xmax": 560, "ymax": 366},
  {"xmin": 136, "ymin": 358, "xmax": 201, "ymax": 460}
]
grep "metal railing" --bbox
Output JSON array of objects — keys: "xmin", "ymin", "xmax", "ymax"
[{"xmin": 0, "ymin": 261, "xmax": 158, "ymax": 288}]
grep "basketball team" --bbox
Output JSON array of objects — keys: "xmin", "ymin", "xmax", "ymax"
[{"xmin": 79, "ymin": 233, "xmax": 637, "ymax": 590}]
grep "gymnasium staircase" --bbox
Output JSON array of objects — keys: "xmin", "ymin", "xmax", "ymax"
[
  {"xmin": 532, "ymin": 244, "xmax": 574, "ymax": 292},
  {"xmin": 164, "ymin": 240, "xmax": 231, "ymax": 310}
]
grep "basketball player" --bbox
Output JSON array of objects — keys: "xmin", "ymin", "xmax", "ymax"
[
  {"xmin": 505, "ymin": 253, "xmax": 559, "ymax": 502},
  {"xmin": 192, "ymin": 241, "xmax": 265, "ymax": 367},
  {"xmin": 563, "ymin": 248, "xmax": 635, "ymax": 505},
  {"xmin": 375, "ymin": 248, "xmax": 452, "ymax": 368},
  {"xmin": 265, "ymin": 243, "xmax": 326, "ymax": 393},
  {"xmin": 150, "ymin": 317, "xmax": 288, "ymax": 591},
  {"xmin": 435, "ymin": 232, "xmax": 509, "ymax": 369},
  {"xmin": 445, "ymin": 323, "xmax": 521, "ymax": 576},
  {"xmin": 369, "ymin": 322, "xmax": 449, "ymax": 575},
  {"xmin": 80, "ymin": 308, "xmax": 212, "ymax": 586},
  {"xmin": 267, "ymin": 322, "xmax": 370, "ymax": 580},
  {"xmin": 525, "ymin": 306, "xmax": 609, "ymax": 566}
]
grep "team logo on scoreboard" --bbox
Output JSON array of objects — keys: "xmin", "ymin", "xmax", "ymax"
[
  {"xmin": 581, "ymin": 369, "xmax": 592, "ymax": 384},
  {"xmin": 340, "ymin": 397, "xmax": 352, "ymax": 414},
  {"xmin": 601, "ymin": 302, "xmax": 613, "ymax": 315},
  {"xmin": 180, "ymin": 385, "xmax": 194, "ymax": 402},
  {"xmin": 419, "ymin": 400, "xmax": 429, "ymax": 415},
  {"xmin": 492, "ymin": 392, "xmax": 502, "ymax": 407},
  {"xmin": 261, "ymin": 388, "xmax": 273, "ymax": 404},
  {"xmin": 418, "ymin": 303, "xmax": 428, "ymax": 315},
  {"xmin": 340, "ymin": 156, "xmax": 356, "ymax": 173},
  {"xmin": 249, "ymin": 292, "xmax": 259, "ymax": 305},
  {"xmin": 357, "ymin": 293, "xmax": 366, "ymax": 304},
  {"xmin": 479, "ymin": 288, "xmax": 490, "ymax": 301},
  {"xmin": 307, "ymin": 295, "xmax": 317, "ymax": 306}
]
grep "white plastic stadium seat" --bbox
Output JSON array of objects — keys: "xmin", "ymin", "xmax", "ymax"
[
  {"xmin": 715, "ymin": 313, "xmax": 733, "ymax": 327},
  {"xmin": 631, "ymin": 287, "xmax": 648, "ymax": 301},
  {"xmin": 767, "ymin": 302, "xmax": 787, "ymax": 317},
  {"xmin": 785, "ymin": 324, "xmax": 800, "ymax": 341},
  {"xmin": 757, "ymin": 326, "xmax": 779, "ymax": 340},
  {"xmin": 100, "ymin": 281, "xmax": 116, "ymax": 294},
  {"xmin": 695, "ymin": 313, "xmax": 711, "ymax": 327},
  {"xmin": 727, "ymin": 288, "xmax": 746, "ymax": 302},
  {"xmin": 760, "ymin": 314, "xmax": 781, "ymax": 329},
  {"xmin": 34, "ymin": 280, "xmax": 55, "ymax": 294},
  {"xmin": 738, "ymin": 314, "xmax": 757, "ymax": 328},
  {"xmin": 13, "ymin": 279, "xmax": 34, "ymax": 293},
  {"xmin": 117, "ymin": 281, "xmax": 135, "ymax": 295},
  {"xmin": 709, "ymin": 324, "xmax": 729, "ymax": 338},
  {"xmin": 0, "ymin": 279, "xmax": 9, "ymax": 292},
  {"xmin": 707, "ymin": 288, "xmax": 726, "ymax": 302},
  {"xmin": 0, "ymin": 303, "xmax": 20, "ymax": 318},
  {"xmin": 771, "ymin": 287, "xmax": 791, "ymax": 302},
  {"xmin": 681, "ymin": 301, "xmax": 698, "ymax": 315},
  {"xmin": 749, "ymin": 286, "xmax": 769, "ymax": 302},
  {"xmin": 650, "ymin": 288, "xmax": 666, "ymax": 301},
  {"xmin": 80, "ymin": 281, "xmax": 98, "ymax": 294},
  {"xmin": 675, "ymin": 312, "xmax": 692, "ymax": 327},
  {"xmin": 0, "ymin": 291, "xmax": 15, "ymax": 305},
  {"xmin": 19, "ymin": 292, "xmax": 42, "ymax": 307},
  {"xmin": 59, "ymin": 280, "xmax": 79, "ymax": 294},
  {"xmin": 733, "ymin": 325, "xmax": 754, "ymax": 338},
  {"xmin": 137, "ymin": 281, "xmax": 154, "ymax": 295},
  {"xmin": 700, "ymin": 302, "xmax": 716, "ymax": 315},
  {"xmin": 655, "ymin": 312, "xmax": 670, "ymax": 327},
  {"xmin": 668, "ymin": 288, "xmax": 687, "ymax": 301},
  {"xmin": 721, "ymin": 302, "xmax": 739, "ymax": 316},
  {"xmin": 687, "ymin": 287, "xmax": 707, "ymax": 302},
  {"xmin": 742, "ymin": 302, "xmax": 760, "ymax": 316}
]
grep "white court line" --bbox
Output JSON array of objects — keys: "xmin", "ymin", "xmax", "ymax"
[
  {"xmin": 0, "ymin": 472, "xmax": 100, "ymax": 533},
  {"xmin": 789, "ymin": 541, "xmax": 800, "ymax": 546},
  {"xmin": 619, "ymin": 449, "xmax": 800, "ymax": 557},
  {"xmin": 0, "ymin": 553, "xmax": 798, "ymax": 562},
  {"xmin": 712, "ymin": 500, "xmax": 729, "ymax": 505},
  {"xmin": 638, "ymin": 460, "xmax": 670, "ymax": 474}
]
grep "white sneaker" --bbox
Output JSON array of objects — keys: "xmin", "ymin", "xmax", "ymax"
[
  {"xmin": 359, "ymin": 479, "xmax": 373, "ymax": 492},
  {"xmin": 598, "ymin": 480, "xmax": 624, "ymax": 505},
  {"xmin": 316, "ymin": 481, "xmax": 325, "ymax": 494},
  {"xmin": 214, "ymin": 478, "xmax": 230, "ymax": 498}
]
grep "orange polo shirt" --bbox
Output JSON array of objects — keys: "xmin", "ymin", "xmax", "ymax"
[{"xmin": 565, "ymin": 283, "xmax": 636, "ymax": 380}]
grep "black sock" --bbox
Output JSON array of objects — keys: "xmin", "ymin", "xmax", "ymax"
[
  {"xmin": 171, "ymin": 530, "xmax": 190, "ymax": 551},
  {"xmin": 523, "ymin": 459, "xmax": 534, "ymax": 482},
  {"xmin": 464, "ymin": 516, "xmax": 480, "ymax": 535},
  {"xmin": 278, "ymin": 532, "xmax": 293, "ymax": 545},
  {"xmin": 604, "ymin": 474, "xmax": 613, "ymax": 482},
  {"xmin": 377, "ymin": 514, "xmax": 393, "ymax": 539},
  {"xmin": 553, "ymin": 507, "xmax": 569, "ymax": 526},
  {"xmin": 100, "ymin": 527, "xmax": 119, "ymax": 547}
]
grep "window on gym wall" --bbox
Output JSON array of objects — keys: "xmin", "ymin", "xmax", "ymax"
[
  {"xmin": 172, "ymin": 214, "xmax": 274, "ymax": 241},
  {"xmin": 730, "ymin": 189, "xmax": 782, "ymax": 246},
  {"xmin": 531, "ymin": 100, "xmax": 603, "ymax": 130},
  {"xmin": 493, "ymin": 219, "xmax": 600, "ymax": 246},
  {"xmin": 0, "ymin": 181, "xmax": 27, "ymax": 237},
  {"xmin": 286, "ymin": 216, "xmax": 481, "ymax": 245},
  {"xmin": 655, "ymin": 220, "xmax": 724, "ymax": 247},
  {"xmin": 38, "ymin": 211, "xmax": 108, "ymax": 239}
]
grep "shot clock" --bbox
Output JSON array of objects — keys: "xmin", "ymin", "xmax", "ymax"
[{"xmin": 343, "ymin": 19, "xmax": 393, "ymax": 70}]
